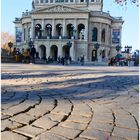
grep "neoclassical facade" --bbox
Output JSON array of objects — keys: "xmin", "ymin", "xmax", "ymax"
[{"xmin": 14, "ymin": 0, "xmax": 123, "ymax": 62}]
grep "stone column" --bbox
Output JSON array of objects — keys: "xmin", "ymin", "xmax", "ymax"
[
  {"xmin": 98, "ymin": 23, "xmax": 102, "ymax": 44},
  {"xmin": 84, "ymin": 19, "xmax": 88, "ymax": 40},
  {"xmin": 58, "ymin": 44, "xmax": 62, "ymax": 57},
  {"xmin": 31, "ymin": 19, "xmax": 35, "ymax": 40},
  {"xmin": 106, "ymin": 24, "xmax": 109, "ymax": 45},
  {"xmin": 52, "ymin": 19, "xmax": 55, "ymax": 37},
  {"xmin": 70, "ymin": 42, "xmax": 75, "ymax": 60},
  {"xmin": 62, "ymin": 19, "xmax": 66, "ymax": 37},
  {"xmin": 41, "ymin": 19, "xmax": 45, "ymax": 36},
  {"xmin": 46, "ymin": 45, "xmax": 50, "ymax": 57},
  {"xmin": 74, "ymin": 18, "xmax": 77, "ymax": 39}
]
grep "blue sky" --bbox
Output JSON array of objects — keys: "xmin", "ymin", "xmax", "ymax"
[{"xmin": 1, "ymin": 0, "xmax": 139, "ymax": 51}]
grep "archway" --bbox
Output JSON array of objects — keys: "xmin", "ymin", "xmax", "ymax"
[
  {"xmin": 92, "ymin": 49, "xmax": 97, "ymax": 61},
  {"xmin": 39, "ymin": 45, "xmax": 46, "ymax": 59},
  {"xmin": 102, "ymin": 49, "xmax": 106, "ymax": 59},
  {"xmin": 50, "ymin": 45, "xmax": 58, "ymax": 61},
  {"xmin": 63, "ymin": 45, "xmax": 70, "ymax": 58},
  {"xmin": 78, "ymin": 24, "xmax": 85, "ymax": 40}
]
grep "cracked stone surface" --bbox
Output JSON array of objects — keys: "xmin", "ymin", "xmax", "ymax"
[{"xmin": 1, "ymin": 63, "xmax": 139, "ymax": 140}]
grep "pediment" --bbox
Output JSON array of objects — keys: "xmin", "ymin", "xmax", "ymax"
[{"xmin": 32, "ymin": 5, "xmax": 89, "ymax": 13}]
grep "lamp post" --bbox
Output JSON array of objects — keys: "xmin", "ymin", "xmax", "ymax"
[
  {"xmin": 94, "ymin": 43, "xmax": 100, "ymax": 61},
  {"xmin": 8, "ymin": 41, "xmax": 13, "ymax": 56},
  {"xmin": 116, "ymin": 45, "xmax": 122, "ymax": 53}
]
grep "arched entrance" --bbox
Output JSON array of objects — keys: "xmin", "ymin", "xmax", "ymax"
[
  {"xmin": 92, "ymin": 49, "xmax": 97, "ymax": 61},
  {"xmin": 63, "ymin": 45, "xmax": 70, "ymax": 58},
  {"xmin": 45, "ymin": 24, "xmax": 52, "ymax": 38},
  {"xmin": 50, "ymin": 45, "xmax": 58, "ymax": 61},
  {"xmin": 39, "ymin": 45, "xmax": 46, "ymax": 59},
  {"xmin": 102, "ymin": 49, "xmax": 106, "ymax": 59}
]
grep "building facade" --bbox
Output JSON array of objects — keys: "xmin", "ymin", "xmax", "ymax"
[{"xmin": 14, "ymin": 0, "xmax": 123, "ymax": 62}]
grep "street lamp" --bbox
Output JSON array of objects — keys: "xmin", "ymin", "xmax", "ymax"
[
  {"xmin": 8, "ymin": 41, "xmax": 13, "ymax": 56},
  {"xmin": 125, "ymin": 45, "xmax": 132, "ymax": 54},
  {"xmin": 116, "ymin": 45, "xmax": 122, "ymax": 53}
]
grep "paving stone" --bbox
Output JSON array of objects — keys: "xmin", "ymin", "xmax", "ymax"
[
  {"xmin": 112, "ymin": 127, "xmax": 138, "ymax": 139},
  {"xmin": 47, "ymin": 113, "xmax": 64, "ymax": 122},
  {"xmin": 115, "ymin": 117, "xmax": 138, "ymax": 130},
  {"xmin": 32, "ymin": 115, "xmax": 58, "ymax": 129},
  {"xmin": 49, "ymin": 126, "xmax": 81, "ymax": 139},
  {"xmin": 27, "ymin": 104, "xmax": 54, "ymax": 117},
  {"xmin": 10, "ymin": 113, "xmax": 36, "ymax": 125},
  {"xmin": 1, "ymin": 131, "xmax": 28, "ymax": 140},
  {"xmin": 88, "ymin": 121, "xmax": 113, "ymax": 133},
  {"xmin": 60, "ymin": 121, "xmax": 88, "ymax": 130},
  {"xmin": 80, "ymin": 128, "xmax": 110, "ymax": 140},
  {"xmin": 1, "ymin": 114, "xmax": 10, "ymax": 120},
  {"xmin": 92, "ymin": 114, "xmax": 113, "ymax": 123},
  {"xmin": 13, "ymin": 125, "xmax": 44, "ymax": 138},
  {"xmin": 1, "ymin": 119, "xmax": 22, "ymax": 131},
  {"xmin": 67, "ymin": 115, "xmax": 91, "ymax": 124},
  {"xmin": 34, "ymin": 132, "xmax": 69, "ymax": 140},
  {"xmin": 51, "ymin": 101, "xmax": 71, "ymax": 115}
]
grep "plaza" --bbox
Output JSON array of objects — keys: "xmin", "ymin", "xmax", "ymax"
[{"xmin": 1, "ymin": 63, "xmax": 139, "ymax": 140}]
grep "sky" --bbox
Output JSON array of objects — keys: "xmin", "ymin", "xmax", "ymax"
[{"xmin": 1, "ymin": 0, "xmax": 139, "ymax": 51}]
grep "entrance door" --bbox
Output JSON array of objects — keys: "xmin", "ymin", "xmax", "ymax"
[
  {"xmin": 40, "ymin": 45, "xmax": 46, "ymax": 59},
  {"xmin": 63, "ymin": 45, "xmax": 70, "ymax": 58},
  {"xmin": 92, "ymin": 50, "xmax": 97, "ymax": 61},
  {"xmin": 51, "ymin": 45, "xmax": 58, "ymax": 61}
]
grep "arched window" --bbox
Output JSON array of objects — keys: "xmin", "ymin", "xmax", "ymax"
[
  {"xmin": 92, "ymin": 27, "xmax": 98, "ymax": 41},
  {"xmin": 101, "ymin": 29, "xmax": 105, "ymax": 43},
  {"xmin": 40, "ymin": 0, "xmax": 44, "ymax": 3},
  {"xmin": 78, "ymin": 24, "xmax": 85, "ymax": 40},
  {"xmin": 35, "ymin": 24, "xmax": 42, "ymax": 38}
]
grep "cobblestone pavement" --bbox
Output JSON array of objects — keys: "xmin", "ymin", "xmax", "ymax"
[{"xmin": 1, "ymin": 63, "xmax": 139, "ymax": 140}]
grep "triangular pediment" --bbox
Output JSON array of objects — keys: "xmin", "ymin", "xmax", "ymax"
[{"xmin": 32, "ymin": 4, "xmax": 89, "ymax": 13}]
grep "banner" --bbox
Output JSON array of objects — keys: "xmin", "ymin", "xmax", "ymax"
[
  {"xmin": 16, "ymin": 27, "xmax": 22, "ymax": 43},
  {"xmin": 112, "ymin": 29, "xmax": 120, "ymax": 44}
]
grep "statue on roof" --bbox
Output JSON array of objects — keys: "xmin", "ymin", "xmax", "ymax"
[{"xmin": 32, "ymin": 0, "xmax": 35, "ymax": 9}]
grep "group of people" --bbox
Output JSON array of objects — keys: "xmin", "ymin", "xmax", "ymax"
[
  {"xmin": 12, "ymin": 46, "xmax": 37, "ymax": 64},
  {"xmin": 42, "ymin": 56, "xmax": 72, "ymax": 65}
]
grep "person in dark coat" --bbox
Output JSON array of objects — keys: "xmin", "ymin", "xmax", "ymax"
[{"xmin": 30, "ymin": 46, "xmax": 36, "ymax": 63}]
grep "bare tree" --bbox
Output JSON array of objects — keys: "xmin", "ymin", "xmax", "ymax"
[{"xmin": 1, "ymin": 32, "xmax": 15, "ymax": 56}]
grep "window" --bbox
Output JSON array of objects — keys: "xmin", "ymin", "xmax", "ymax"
[
  {"xmin": 70, "ymin": 0, "xmax": 73, "ymax": 2},
  {"xmin": 91, "ymin": 0, "xmax": 94, "ymax": 2},
  {"xmin": 24, "ymin": 29, "xmax": 26, "ymax": 41},
  {"xmin": 92, "ymin": 27, "xmax": 98, "ymax": 41},
  {"xmin": 40, "ymin": 0, "xmax": 44, "ymax": 3},
  {"xmin": 81, "ymin": 0, "xmax": 84, "ymax": 2},
  {"xmin": 45, "ymin": 0, "xmax": 48, "ymax": 2},
  {"xmin": 50, "ymin": 0, "xmax": 53, "ymax": 3},
  {"xmin": 101, "ymin": 29, "xmax": 105, "ymax": 43},
  {"xmin": 65, "ymin": 0, "xmax": 68, "ymax": 2}
]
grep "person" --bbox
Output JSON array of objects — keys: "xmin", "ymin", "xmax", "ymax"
[
  {"xmin": 108, "ymin": 58, "xmax": 111, "ymax": 66},
  {"xmin": 61, "ymin": 57, "xmax": 65, "ymax": 65},
  {"xmin": 30, "ymin": 45, "xmax": 36, "ymax": 63}
]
